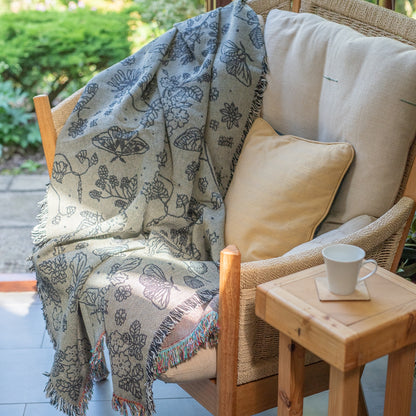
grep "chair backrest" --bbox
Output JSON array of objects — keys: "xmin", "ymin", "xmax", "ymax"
[
  {"xmin": 34, "ymin": 88, "xmax": 83, "ymax": 176},
  {"xmin": 298, "ymin": 0, "xmax": 416, "ymax": 207}
]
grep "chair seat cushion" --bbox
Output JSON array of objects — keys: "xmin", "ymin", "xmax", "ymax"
[
  {"xmin": 224, "ymin": 118, "xmax": 354, "ymax": 262},
  {"xmin": 263, "ymin": 10, "xmax": 416, "ymax": 226}
]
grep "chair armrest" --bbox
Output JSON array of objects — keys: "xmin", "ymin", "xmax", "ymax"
[{"xmin": 239, "ymin": 196, "xmax": 415, "ymax": 290}]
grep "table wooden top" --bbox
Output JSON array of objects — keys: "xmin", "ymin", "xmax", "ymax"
[{"xmin": 256, "ymin": 264, "xmax": 416, "ymax": 371}]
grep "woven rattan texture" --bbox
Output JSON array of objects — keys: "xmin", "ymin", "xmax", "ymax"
[
  {"xmin": 248, "ymin": 0, "xmax": 290, "ymax": 18},
  {"xmin": 51, "ymin": 87, "xmax": 84, "ymax": 137},
  {"xmin": 301, "ymin": 0, "xmax": 416, "ymax": 46}
]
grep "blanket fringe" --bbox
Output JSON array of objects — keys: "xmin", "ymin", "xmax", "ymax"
[
  {"xmin": 31, "ymin": 184, "xmax": 49, "ymax": 248},
  {"xmin": 44, "ymin": 378, "xmax": 90, "ymax": 416},
  {"xmin": 155, "ymin": 310, "xmax": 218, "ymax": 375},
  {"xmin": 112, "ymin": 394, "xmax": 146, "ymax": 416},
  {"xmin": 145, "ymin": 291, "xmax": 218, "ymax": 414},
  {"xmin": 230, "ymin": 55, "xmax": 269, "ymax": 184},
  {"xmin": 90, "ymin": 331, "xmax": 110, "ymax": 382}
]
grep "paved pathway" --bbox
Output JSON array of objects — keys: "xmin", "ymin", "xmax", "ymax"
[{"xmin": 0, "ymin": 174, "xmax": 49, "ymax": 276}]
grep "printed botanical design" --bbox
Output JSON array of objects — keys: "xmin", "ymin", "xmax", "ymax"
[
  {"xmin": 139, "ymin": 264, "xmax": 178, "ymax": 310},
  {"xmin": 89, "ymin": 165, "xmax": 138, "ymax": 211},
  {"xmin": 107, "ymin": 320, "xmax": 147, "ymax": 399},
  {"xmin": 183, "ymin": 261, "xmax": 209, "ymax": 289},
  {"xmin": 174, "ymin": 127, "xmax": 203, "ymax": 151},
  {"xmin": 73, "ymin": 83, "xmax": 99, "ymax": 114},
  {"xmin": 220, "ymin": 102, "xmax": 242, "ymax": 129},
  {"xmin": 220, "ymin": 40, "xmax": 253, "ymax": 86},
  {"xmin": 92, "ymin": 126, "xmax": 149, "ymax": 163},
  {"xmin": 67, "ymin": 253, "xmax": 93, "ymax": 312}
]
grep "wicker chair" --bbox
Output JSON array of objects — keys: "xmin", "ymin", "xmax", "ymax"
[{"xmin": 34, "ymin": 0, "xmax": 416, "ymax": 414}]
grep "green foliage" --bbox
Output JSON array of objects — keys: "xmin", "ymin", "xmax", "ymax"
[
  {"xmin": 397, "ymin": 214, "xmax": 416, "ymax": 281},
  {"xmin": 0, "ymin": 80, "xmax": 41, "ymax": 152},
  {"xmin": 364, "ymin": 0, "xmax": 415, "ymax": 17},
  {"xmin": 0, "ymin": 8, "xmax": 133, "ymax": 106},
  {"xmin": 134, "ymin": 0, "xmax": 204, "ymax": 33}
]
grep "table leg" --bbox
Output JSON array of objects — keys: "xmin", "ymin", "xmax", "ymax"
[
  {"xmin": 384, "ymin": 343, "xmax": 416, "ymax": 416},
  {"xmin": 328, "ymin": 366, "xmax": 360, "ymax": 416},
  {"xmin": 278, "ymin": 332, "xmax": 305, "ymax": 416}
]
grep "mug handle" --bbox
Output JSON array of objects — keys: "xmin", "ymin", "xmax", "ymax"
[{"xmin": 358, "ymin": 259, "xmax": 377, "ymax": 282}]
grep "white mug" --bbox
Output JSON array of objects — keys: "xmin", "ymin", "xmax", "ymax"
[{"xmin": 322, "ymin": 244, "xmax": 377, "ymax": 295}]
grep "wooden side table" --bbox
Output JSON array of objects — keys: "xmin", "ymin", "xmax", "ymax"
[{"xmin": 255, "ymin": 264, "xmax": 416, "ymax": 416}]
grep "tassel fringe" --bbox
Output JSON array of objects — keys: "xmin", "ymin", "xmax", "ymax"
[
  {"xmin": 155, "ymin": 310, "xmax": 218, "ymax": 375},
  {"xmin": 112, "ymin": 394, "xmax": 146, "ymax": 416}
]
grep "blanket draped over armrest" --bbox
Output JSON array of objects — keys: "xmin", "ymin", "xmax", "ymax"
[{"xmin": 31, "ymin": 1, "xmax": 266, "ymax": 415}]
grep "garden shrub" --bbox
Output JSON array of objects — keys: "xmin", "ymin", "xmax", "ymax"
[
  {"xmin": 0, "ymin": 8, "xmax": 133, "ymax": 106},
  {"xmin": 0, "ymin": 80, "xmax": 41, "ymax": 153}
]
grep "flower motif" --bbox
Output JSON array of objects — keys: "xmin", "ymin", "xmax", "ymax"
[
  {"xmin": 107, "ymin": 69, "xmax": 142, "ymax": 98},
  {"xmin": 211, "ymin": 192, "xmax": 222, "ymax": 209},
  {"xmin": 64, "ymin": 345, "xmax": 79, "ymax": 363},
  {"xmin": 114, "ymin": 285, "xmax": 132, "ymax": 302},
  {"xmin": 52, "ymin": 161, "xmax": 68, "ymax": 183},
  {"xmin": 107, "ymin": 330, "xmax": 125, "ymax": 354},
  {"xmin": 120, "ymin": 176, "xmax": 137, "ymax": 203},
  {"xmin": 98, "ymin": 165, "xmax": 109, "ymax": 180},
  {"xmin": 209, "ymin": 119, "xmax": 219, "ymax": 131},
  {"xmin": 68, "ymin": 118, "xmax": 88, "ymax": 138},
  {"xmin": 185, "ymin": 161, "xmax": 200, "ymax": 181},
  {"xmin": 142, "ymin": 176, "xmax": 169, "ymax": 202},
  {"xmin": 166, "ymin": 107, "xmax": 189, "ymax": 133},
  {"xmin": 109, "ymin": 175, "xmax": 119, "ymax": 188},
  {"xmin": 220, "ymin": 102, "xmax": 242, "ymax": 129},
  {"xmin": 111, "ymin": 353, "xmax": 131, "ymax": 378},
  {"xmin": 209, "ymin": 88, "xmax": 219, "ymax": 102},
  {"xmin": 198, "ymin": 177, "xmax": 208, "ymax": 193},
  {"xmin": 39, "ymin": 255, "xmax": 68, "ymax": 284},
  {"xmin": 115, "ymin": 309, "xmax": 127, "ymax": 326}
]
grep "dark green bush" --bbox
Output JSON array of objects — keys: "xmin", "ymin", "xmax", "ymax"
[
  {"xmin": 0, "ymin": 8, "xmax": 133, "ymax": 106},
  {"xmin": 0, "ymin": 80, "xmax": 41, "ymax": 152}
]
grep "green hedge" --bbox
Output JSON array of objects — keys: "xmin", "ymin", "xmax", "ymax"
[
  {"xmin": 0, "ymin": 8, "xmax": 134, "ymax": 153},
  {"xmin": 0, "ymin": 8, "xmax": 133, "ymax": 106}
]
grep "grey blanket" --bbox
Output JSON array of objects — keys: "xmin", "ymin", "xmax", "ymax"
[{"xmin": 32, "ymin": 1, "xmax": 266, "ymax": 415}]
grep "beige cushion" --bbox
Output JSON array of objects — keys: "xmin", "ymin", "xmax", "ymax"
[
  {"xmin": 158, "ymin": 346, "xmax": 216, "ymax": 383},
  {"xmin": 263, "ymin": 10, "xmax": 416, "ymax": 226},
  {"xmin": 224, "ymin": 118, "xmax": 354, "ymax": 262},
  {"xmin": 283, "ymin": 214, "xmax": 376, "ymax": 257}
]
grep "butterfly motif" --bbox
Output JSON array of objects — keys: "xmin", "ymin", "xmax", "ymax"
[
  {"xmin": 73, "ymin": 83, "xmax": 98, "ymax": 113},
  {"xmin": 92, "ymin": 126, "xmax": 149, "ymax": 163},
  {"xmin": 220, "ymin": 40, "xmax": 253, "ymax": 87},
  {"xmin": 139, "ymin": 264, "xmax": 178, "ymax": 310},
  {"xmin": 173, "ymin": 127, "xmax": 203, "ymax": 151}
]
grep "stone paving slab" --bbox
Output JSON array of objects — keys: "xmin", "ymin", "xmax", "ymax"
[
  {"xmin": 0, "ymin": 191, "xmax": 44, "ymax": 227},
  {"xmin": 0, "ymin": 227, "xmax": 34, "ymax": 273},
  {"xmin": 0, "ymin": 176, "xmax": 12, "ymax": 192},
  {"xmin": 8, "ymin": 174, "xmax": 49, "ymax": 192}
]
